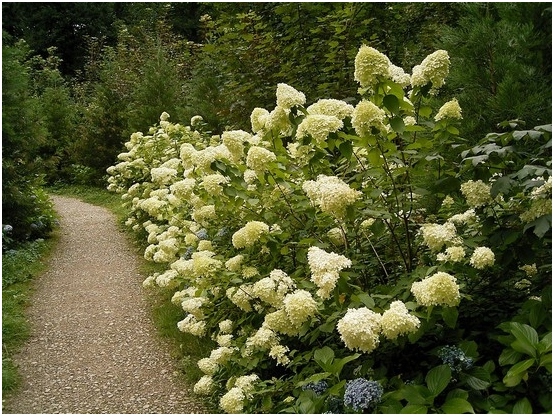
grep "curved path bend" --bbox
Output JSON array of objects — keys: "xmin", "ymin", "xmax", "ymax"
[{"xmin": 3, "ymin": 195, "xmax": 205, "ymax": 414}]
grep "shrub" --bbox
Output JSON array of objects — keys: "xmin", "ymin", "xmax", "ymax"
[{"xmin": 107, "ymin": 45, "xmax": 551, "ymax": 413}]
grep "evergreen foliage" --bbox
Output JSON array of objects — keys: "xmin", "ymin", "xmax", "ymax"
[
  {"xmin": 2, "ymin": 33, "xmax": 55, "ymax": 246},
  {"xmin": 439, "ymin": 3, "xmax": 552, "ymax": 139}
]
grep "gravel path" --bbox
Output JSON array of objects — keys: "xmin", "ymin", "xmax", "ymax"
[{"xmin": 3, "ymin": 195, "xmax": 205, "ymax": 414}]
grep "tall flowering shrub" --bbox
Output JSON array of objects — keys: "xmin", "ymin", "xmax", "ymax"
[{"xmin": 107, "ymin": 46, "xmax": 551, "ymax": 413}]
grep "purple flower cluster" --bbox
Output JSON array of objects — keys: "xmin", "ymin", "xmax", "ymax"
[
  {"xmin": 302, "ymin": 380, "xmax": 328, "ymax": 396},
  {"xmin": 438, "ymin": 345, "xmax": 473, "ymax": 373},
  {"xmin": 343, "ymin": 378, "xmax": 383, "ymax": 411}
]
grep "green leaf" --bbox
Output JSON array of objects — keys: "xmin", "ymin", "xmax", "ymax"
[
  {"xmin": 357, "ymin": 293, "xmax": 375, "ymax": 308},
  {"xmin": 442, "ymin": 307, "xmax": 458, "ymax": 328},
  {"xmin": 426, "ymin": 365, "xmax": 451, "ymax": 396},
  {"xmin": 499, "ymin": 348, "xmax": 523, "ymax": 366},
  {"xmin": 528, "ymin": 303, "xmax": 547, "ymax": 328},
  {"xmin": 298, "ymin": 394, "xmax": 317, "ymax": 414},
  {"xmin": 464, "ymin": 374, "xmax": 490, "ymax": 390},
  {"xmin": 538, "ymin": 332, "xmax": 552, "ymax": 354},
  {"xmin": 503, "ymin": 372, "xmax": 524, "ymax": 387},
  {"xmin": 441, "ymin": 398, "xmax": 474, "ymax": 414},
  {"xmin": 368, "ymin": 147, "xmax": 383, "ymax": 167},
  {"xmin": 298, "ymin": 372, "xmax": 331, "ymax": 386},
  {"xmin": 402, "ymin": 385, "xmax": 431, "ymax": 405},
  {"xmin": 383, "ymin": 94, "xmax": 400, "ymax": 114},
  {"xmin": 513, "ymin": 398, "xmax": 533, "ymax": 414},
  {"xmin": 331, "ymin": 353, "xmax": 361, "ymax": 375},
  {"xmin": 488, "ymin": 394, "xmax": 509, "ymax": 409},
  {"xmin": 446, "ymin": 388, "xmax": 469, "ymax": 401},
  {"xmin": 491, "ymin": 176, "xmax": 516, "ymax": 197},
  {"xmin": 314, "ymin": 346, "xmax": 335, "ymax": 367},
  {"xmin": 524, "ymin": 215, "xmax": 552, "ymax": 238},
  {"xmin": 338, "ymin": 141, "xmax": 353, "ymax": 159},
  {"xmin": 447, "ymin": 125, "xmax": 460, "ymax": 135},
  {"xmin": 539, "ymin": 353, "xmax": 551, "ymax": 369},
  {"xmin": 506, "ymin": 358, "xmax": 535, "ymax": 378},
  {"xmin": 390, "ymin": 116, "xmax": 405, "ymax": 133},
  {"xmin": 400, "ymin": 404, "xmax": 428, "ymax": 414},
  {"xmin": 419, "ymin": 105, "xmax": 432, "ymax": 118},
  {"xmin": 509, "ymin": 323, "xmax": 539, "ymax": 357}
]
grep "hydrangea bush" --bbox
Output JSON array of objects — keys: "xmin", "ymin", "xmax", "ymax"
[{"xmin": 107, "ymin": 46, "xmax": 551, "ymax": 413}]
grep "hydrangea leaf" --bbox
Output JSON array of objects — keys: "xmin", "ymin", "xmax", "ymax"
[
  {"xmin": 425, "ymin": 364, "xmax": 451, "ymax": 396},
  {"xmin": 441, "ymin": 398, "xmax": 474, "ymax": 414},
  {"xmin": 400, "ymin": 404, "xmax": 428, "ymax": 413},
  {"xmin": 512, "ymin": 397, "xmax": 533, "ymax": 414}
]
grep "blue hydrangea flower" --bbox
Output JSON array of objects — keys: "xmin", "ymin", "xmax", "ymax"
[
  {"xmin": 343, "ymin": 378, "xmax": 383, "ymax": 411},
  {"xmin": 182, "ymin": 247, "xmax": 194, "ymax": 260},
  {"xmin": 324, "ymin": 395, "xmax": 344, "ymax": 414},
  {"xmin": 196, "ymin": 229, "xmax": 209, "ymax": 240},
  {"xmin": 438, "ymin": 345, "xmax": 473, "ymax": 373},
  {"xmin": 302, "ymin": 380, "xmax": 328, "ymax": 395}
]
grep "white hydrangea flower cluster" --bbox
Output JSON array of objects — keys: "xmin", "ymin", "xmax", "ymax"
[
  {"xmin": 232, "ymin": 221, "xmax": 270, "ymax": 249},
  {"xmin": 296, "ymin": 114, "xmax": 343, "ymax": 144},
  {"xmin": 354, "ymin": 45, "xmax": 391, "ymax": 88},
  {"xmin": 389, "ymin": 64, "xmax": 411, "ymax": 87},
  {"xmin": 226, "ymin": 285, "xmax": 254, "ymax": 312},
  {"xmin": 225, "ymin": 255, "xmax": 244, "ymax": 272},
  {"xmin": 191, "ymin": 204, "xmax": 216, "ymax": 225},
  {"xmin": 411, "ymin": 50, "xmax": 450, "ymax": 90},
  {"xmin": 150, "ymin": 166, "xmax": 178, "ymax": 185},
  {"xmin": 177, "ymin": 314, "xmax": 206, "ymax": 337},
  {"xmin": 327, "ymin": 227, "xmax": 345, "ymax": 246},
  {"xmin": 181, "ymin": 295, "xmax": 209, "ymax": 320},
  {"xmin": 469, "ymin": 246, "xmax": 495, "ymax": 269},
  {"xmin": 351, "ymin": 100, "xmax": 387, "ymax": 137},
  {"xmin": 221, "ymin": 129, "xmax": 251, "ymax": 161},
  {"xmin": 337, "ymin": 300, "xmax": 420, "ymax": 353},
  {"xmin": 380, "ymin": 301, "xmax": 421, "ymax": 340},
  {"xmin": 519, "ymin": 263, "xmax": 537, "ymax": 277},
  {"xmin": 276, "ymin": 83, "xmax": 306, "ymax": 110},
  {"xmin": 193, "ymin": 375, "xmax": 214, "ymax": 395},
  {"xmin": 434, "ymin": 98, "xmax": 462, "ymax": 121},
  {"xmin": 246, "ymin": 146, "xmax": 277, "ymax": 172},
  {"xmin": 172, "ymin": 250, "xmax": 222, "ymax": 282},
  {"xmin": 197, "ymin": 356, "xmax": 219, "ymax": 375},
  {"xmin": 245, "ymin": 325, "xmax": 280, "ymax": 356},
  {"xmin": 307, "ymin": 246, "xmax": 352, "ymax": 299},
  {"xmin": 436, "ymin": 246, "xmax": 466, "ymax": 263},
  {"xmin": 283, "ymin": 289, "xmax": 318, "ymax": 327},
  {"xmin": 266, "ymin": 106, "xmax": 293, "ymax": 135},
  {"xmin": 154, "ymin": 269, "xmax": 179, "ymax": 288},
  {"xmin": 337, "ymin": 307, "xmax": 382, "ymax": 353},
  {"xmin": 201, "ymin": 173, "xmax": 230, "ymax": 196},
  {"xmin": 303, "ymin": 175, "xmax": 362, "ymax": 219},
  {"xmin": 419, "ymin": 222, "xmax": 461, "ymax": 252},
  {"xmin": 306, "ymin": 99, "xmax": 354, "ymax": 120},
  {"xmin": 520, "ymin": 176, "xmax": 552, "ymax": 223},
  {"xmin": 411, "ymin": 272, "xmax": 460, "ymax": 307},
  {"xmin": 219, "ymin": 319, "xmax": 234, "ymax": 333},
  {"xmin": 530, "ymin": 176, "xmax": 552, "ymax": 199},
  {"xmin": 220, "ymin": 374, "xmax": 260, "ymax": 414},
  {"xmin": 250, "ymin": 108, "xmax": 270, "ymax": 133},
  {"xmin": 269, "ymin": 344, "xmax": 290, "ymax": 366},
  {"xmin": 219, "ymin": 387, "xmax": 245, "ymax": 413},
  {"xmin": 243, "ymin": 322, "xmax": 291, "ymax": 365},
  {"xmin": 448, "ymin": 209, "xmax": 477, "ymax": 225},
  {"xmin": 460, "ymin": 180, "xmax": 492, "ymax": 208},
  {"xmin": 252, "ymin": 269, "xmax": 296, "ymax": 307}
]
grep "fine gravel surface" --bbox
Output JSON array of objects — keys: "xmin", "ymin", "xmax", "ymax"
[{"xmin": 3, "ymin": 195, "xmax": 206, "ymax": 414}]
